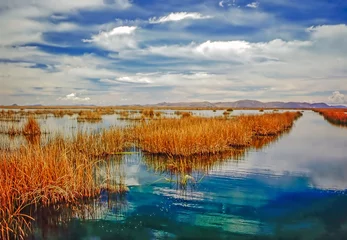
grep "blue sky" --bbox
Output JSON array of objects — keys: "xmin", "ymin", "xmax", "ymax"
[{"xmin": 0, "ymin": 0, "xmax": 346, "ymax": 105}]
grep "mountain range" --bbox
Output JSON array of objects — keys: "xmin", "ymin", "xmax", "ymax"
[{"xmin": 149, "ymin": 100, "xmax": 346, "ymax": 109}]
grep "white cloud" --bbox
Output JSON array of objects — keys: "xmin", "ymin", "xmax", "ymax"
[
  {"xmin": 246, "ymin": 2, "xmax": 259, "ymax": 8},
  {"xmin": 149, "ymin": 12, "xmax": 212, "ymax": 24},
  {"xmin": 0, "ymin": 0, "xmax": 131, "ymax": 13},
  {"xmin": 328, "ymin": 91, "xmax": 346, "ymax": 104},
  {"xmin": 58, "ymin": 93, "xmax": 91, "ymax": 102},
  {"xmin": 82, "ymin": 26, "xmax": 137, "ymax": 52},
  {"xmin": 145, "ymin": 39, "xmax": 311, "ymax": 62},
  {"xmin": 0, "ymin": 0, "xmax": 132, "ymax": 47},
  {"xmin": 214, "ymin": 7, "xmax": 272, "ymax": 26},
  {"xmin": 100, "ymin": 75, "xmax": 153, "ymax": 84},
  {"xmin": 219, "ymin": 0, "xmax": 236, "ymax": 8}
]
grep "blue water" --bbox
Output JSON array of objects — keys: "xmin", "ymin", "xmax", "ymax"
[{"xmin": 29, "ymin": 111, "xmax": 347, "ymax": 240}]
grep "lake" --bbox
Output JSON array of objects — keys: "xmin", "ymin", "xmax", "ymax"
[{"xmin": 3, "ymin": 110, "xmax": 347, "ymax": 239}]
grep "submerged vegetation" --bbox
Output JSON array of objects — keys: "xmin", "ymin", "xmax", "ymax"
[{"xmin": 315, "ymin": 109, "xmax": 347, "ymax": 126}]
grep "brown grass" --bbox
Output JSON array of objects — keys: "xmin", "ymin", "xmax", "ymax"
[
  {"xmin": 77, "ymin": 111, "xmax": 102, "ymax": 123},
  {"xmin": 133, "ymin": 112, "xmax": 302, "ymax": 156},
  {"xmin": 142, "ymin": 109, "xmax": 154, "ymax": 118},
  {"xmin": 0, "ymin": 127, "xmax": 127, "ymax": 239},
  {"xmin": 314, "ymin": 109, "xmax": 347, "ymax": 126},
  {"xmin": 0, "ymin": 117, "xmax": 42, "ymax": 136},
  {"xmin": 22, "ymin": 117, "xmax": 41, "ymax": 136}
]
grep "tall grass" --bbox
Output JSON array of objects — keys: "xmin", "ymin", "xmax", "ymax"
[
  {"xmin": 0, "ymin": 127, "xmax": 127, "ymax": 239},
  {"xmin": 0, "ymin": 116, "xmax": 41, "ymax": 136},
  {"xmin": 133, "ymin": 112, "xmax": 302, "ymax": 156},
  {"xmin": 77, "ymin": 111, "xmax": 102, "ymax": 122},
  {"xmin": 315, "ymin": 109, "xmax": 347, "ymax": 126},
  {"xmin": 22, "ymin": 117, "xmax": 41, "ymax": 136}
]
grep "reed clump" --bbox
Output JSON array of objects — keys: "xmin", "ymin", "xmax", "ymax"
[
  {"xmin": 0, "ymin": 117, "xmax": 41, "ymax": 136},
  {"xmin": 0, "ymin": 127, "xmax": 127, "ymax": 239},
  {"xmin": 77, "ymin": 111, "xmax": 102, "ymax": 122},
  {"xmin": 239, "ymin": 111, "xmax": 302, "ymax": 136},
  {"xmin": 315, "ymin": 109, "xmax": 347, "ymax": 126},
  {"xmin": 142, "ymin": 109, "xmax": 154, "ymax": 118},
  {"xmin": 133, "ymin": 112, "xmax": 302, "ymax": 156},
  {"xmin": 181, "ymin": 112, "xmax": 192, "ymax": 118},
  {"xmin": 22, "ymin": 117, "xmax": 41, "ymax": 136}
]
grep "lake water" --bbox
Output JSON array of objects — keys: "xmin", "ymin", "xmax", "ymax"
[{"xmin": 4, "ymin": 110, "xmax": 347, "ymax": 239}]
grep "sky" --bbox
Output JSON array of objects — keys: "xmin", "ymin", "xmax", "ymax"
[{"xmin": 0, "ymin": 0, "xmax": 346, "ymax": 106}]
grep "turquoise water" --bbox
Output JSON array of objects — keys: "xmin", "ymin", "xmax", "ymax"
[{"xmin": 27, "ymin": 111, "xmax": 347, "ymax": 239}]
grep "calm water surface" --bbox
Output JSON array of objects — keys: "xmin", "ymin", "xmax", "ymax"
[{"xmin": 22, "ymin": 111, "xmax": 347, "ymax": 239}]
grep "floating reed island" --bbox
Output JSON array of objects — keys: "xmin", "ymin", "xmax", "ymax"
[
  {"xmin": 133, "ymin": 111, "xmax": 302, "ymax": 156},
  {"xmin": 314, "ymin": 109, "xmax": 347, "ymax": 126}
]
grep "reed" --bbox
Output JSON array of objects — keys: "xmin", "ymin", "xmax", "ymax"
[
  {"xmin": 133, "ymin": 112, "xmax": 302, "ymax": 156},
  {"xmin": 315, "ymin": 109, "xmax": 347, "ymax": 126},
  {"xmin": 22, "ymin": 117, "xmax": 41, "ymax": 136},
  {"xmin": 142, "ymin": 109, "xmax": 154, "ymax": 118},
  {"xmin": 238, "ymin": 111, "xmax": 302, "ymax": 136},
  {"xmin": 77, "ymin": 111, "xmax": 102, "ymax": 122},
  {"xmin": 181, "ymin": 111, "xmax": 192, "ymax": 118},
  {"xmin": 155, "ymin": 111, "xmax": 162, "ymax": 118},
  {"xmin": 0, "ymin": 127, "xmax": 127, "ymax": 239},
  {"xmin": 118, "ymin": 110, "xmax": 130, "ymax": 118}
]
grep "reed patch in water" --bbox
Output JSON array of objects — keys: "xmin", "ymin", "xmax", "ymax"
[
  {"xmin": 77, "ymin": 111, "xmax": 102, "ymax": 122},
  {"xmin": 133, "ymin": 112, "xmax": 302, "ymax": 156},
  {"xmin": 315, "ymin": 109, "xmax": 347, "ymax": 126},
  {"xmin": 0, "ymin": 127, "xmax": 127, "ymax": 239}
]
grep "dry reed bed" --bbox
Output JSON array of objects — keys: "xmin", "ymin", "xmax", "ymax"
[
  {"xmin": 315, "ymin": 109, "xmax": 347, "ymax": 126},
  {"xmin": 0, "ymin": 127, "xmax": 127, "ymax": 239},
  {"xmin": 77, "ymin": 111, "xmax": 102, "ymax": 122},
  {"xmin": 133, "ymin": 112, "xmax": 302, "ymax": 156},
  {"xmin": 0, "ymin": 116, "xmax": 42, "ymax": 137},
  {"xmin": 0, "ymin": 111, "xmax": 302, "ymax": 238}
]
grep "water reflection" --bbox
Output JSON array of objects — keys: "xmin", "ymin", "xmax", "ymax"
[{"xmin": 3, "ymin": 111, "xmax": 347, "ymax": 239}]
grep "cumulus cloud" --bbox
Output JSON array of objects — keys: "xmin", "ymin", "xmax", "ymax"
[
  {"xmin": 246, "ymin": 2, "xmax": 259, "ymax": 8},
  {"xmin": 149, "ymin": 12, "xmax": 212, "ymax": 24},
  {"xmin": 328, "ymin": 91, "xmax": 346, "ymax": 104},
  {"xmin": 82, "ymin": 26, "xmax": 137, "ymax": 51},
  {"xmin": 58, "ymin": 93, "xmax": 91, "ymax": 102}
]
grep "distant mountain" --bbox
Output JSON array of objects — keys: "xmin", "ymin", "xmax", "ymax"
[
  {"xmin": 155, "ymin": 101, "xmax": 216, "ymax": 108},
  {"xmin": 151, "ymin": 100, "xmax": 346, "ymax": 109}
]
